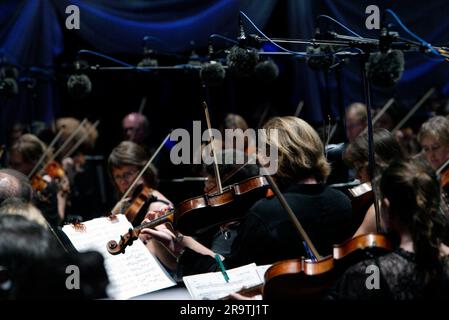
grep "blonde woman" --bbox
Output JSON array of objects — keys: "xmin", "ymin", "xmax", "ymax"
[{"xmin": 140, "ymin": 116, "xmax": 354, "ymax": 276}]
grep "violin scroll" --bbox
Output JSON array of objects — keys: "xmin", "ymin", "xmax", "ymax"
[
  {"xmin": 107, "ymin": 228, "xmax": 138, "ymax": 255},
  {"xmin": 107, "ymin": 209, "xmax": 175, "ymax": 255}
]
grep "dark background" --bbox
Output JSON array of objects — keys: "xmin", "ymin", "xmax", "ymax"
[{"xmin": 1, "ymin": 0, "xmax": 449, "ymax": 207}]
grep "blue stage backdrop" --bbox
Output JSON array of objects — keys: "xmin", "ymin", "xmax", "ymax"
[{"xmin": 1, "ymin": 0, "xmax": 448, "ymax": 143}]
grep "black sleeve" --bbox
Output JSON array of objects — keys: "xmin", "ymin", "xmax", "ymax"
[
  {"xmin": 176, "ymin": 248, "xmax": 218, "ymax": 277},
  {"xmin": 223, "ymin": 211, "xmax": 275, "ymax": 268},
  {"xmin": 177, "ymin": 211, "xmax": 273, "ymax": 277}
]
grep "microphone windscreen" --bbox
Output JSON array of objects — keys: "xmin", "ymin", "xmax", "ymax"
[
  {"xmin": 200, "ymin": 62, "xmax": 226, "ymax": 87},
  {"xmin": 255, "ymin": 60, "xmax": 279, "ymax": 85},
  {"xmin": 366, "ymin": 49, "xmax": 404, "ymax": 88},
  {"xmin": 1, "ymin": 66, "xmax": 19, "ymax": 79},
  {"xmin": 226, "ymin": 45, "xmax": 259, "ymax": 78},
  {"xmin": 67, "ymin": 74, "xmax": 92, "ymax": 99},
  {"xmin": 137, "ymin": 57, "xmax": 159, "ymax": 68},
  {"xmin": 306, "ymin": 45, "xmax": 335, "ymax": 70},
  {"xmin": 0, "ymin": 78, "xmax": 18, "ymax": 96}
]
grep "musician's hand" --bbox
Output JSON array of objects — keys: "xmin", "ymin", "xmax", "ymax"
[
  {"xmin": 139, "ymin": 226, "xmax": 185, "ymax": 256},
  {"xmin": 145, "ymin": 205, "xmax": 171, "ymax": 220}
]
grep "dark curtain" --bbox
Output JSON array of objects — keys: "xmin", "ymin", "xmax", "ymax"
[{"xmin": 1, "ymin": 0, "xmax": 449, "ymax": 139}]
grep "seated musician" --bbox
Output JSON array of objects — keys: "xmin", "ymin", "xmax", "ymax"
[
  {"xmin": 107, "ymin": 141, "xmax": 172, "ymax": 215},
  {"xmin": 199, "ymin": 148, "xmax": 260, "ymax": 255},
  {"xmin": 326, "ymin": 102, "xmax": 368, "ymax": 185},
  {"xmin": 343, "ymin": 128, "xmax": 406, "ymax": 237},
  {"xmin": 329, "ymin": 160, "xmax": 449, "ymax": 299},
  {"xmin": 8, "ymin": 134, "xmax": 68, "ymax": 228},
  {"xmin": 417, "ymin": 115, "xmax": 449, "ymax": 173},
  {"xmin": 139, "ymin": 148, "xmax": 260, "ymax": 272},
  {"xmin": 140, "ymin": 116, "xmax": 354, "ymax": 276},
  {"xmin": 56, "ymin": 117, "xmax": 102, "ymax": 220},
  {"xmin": 122, "ymin": 112, "xmax": 150, "ymax": 147},
  {"xmin": 219, "ymin": 113, "xmax": 253, "ymax": 155}
]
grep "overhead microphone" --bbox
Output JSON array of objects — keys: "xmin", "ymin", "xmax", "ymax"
[
  {"xmin": 0, "ymin": 65, "xmax": 19, "ymax": 97},
  {"xmin": 226, "ymin": 15, "xmax": 260, "ymax": 78},
  {"xmin": 67, "ymin": 60, "xmax": 92, "ymax": 99},
  {"xmin": 200, "ymin": 40, "xmax": 226, "ymax": 87},
  {"xmin": 366, "ymin": 28, "xmax": 405, "ymax": 88},
  {"xmin": 138, "ymin": 36, "xmax": 159, "ymax": 68},
  {"xmin": 255, "ymin": 59, "xmax": 279, "ymax": 85}
]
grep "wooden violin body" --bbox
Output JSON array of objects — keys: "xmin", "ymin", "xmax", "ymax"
[
  {"xmin": 348, "ymin": 182, "xmax": 374, "ymax": 228},
  {"xmin": 263, "ymin": 255, "xmax": 336, "ymax": 300},
  {"xmin": 123, "ymin": 184, "xmax": 155, "ymax": 227},
  {"xmin": 262, "ymin": 233, "xmax": 392, "ymax": 300},
  {"xmin": 175, "ymin": 176, "xmax": 273, "ymax": 236},
  {"xmin": 106, "ymin": 176, "xmax": 273, "ymax": 254}
]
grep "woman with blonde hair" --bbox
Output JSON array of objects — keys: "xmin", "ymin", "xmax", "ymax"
[{"xmin": 140, "ymin": 116, "xmax": 354, "ymax": 276}]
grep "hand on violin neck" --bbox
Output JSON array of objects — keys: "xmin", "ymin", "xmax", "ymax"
[
  {"xmin": 139, "ymin": 226, "xmax": 185, "ymax": 256},
  {"xmin": 146, "ymin": 204, "xmax": 171, "ymax": 220}
]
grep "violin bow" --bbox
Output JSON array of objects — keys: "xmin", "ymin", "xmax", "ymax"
[
  {"xmin": 27, "ymin": 128, "xmax": 65, "ymax": 179},
  {"xmin": 0, "ymin": 145, "xmax": 4, "ymax": 166},
  {"xmin": 204, "ymin": 152, "xmax": 257, "ymax": 194},
  {"xmin": 258, "ymin": 161, "xmax": 321, "ymax": 260},
  {"xmin": 392, "ymin": 88, "xmax": 435, "ymax": 134},
  {"xmin": 203, "ymin": 101, "xmax": 223, "ymax": 193},
  {"xmin": 63, "ymin": 120, "xmax": 100, "ymax": 159},
  {"xmin": 34, "ymin": 118, "xmax": 89, "ymax": 177},
  {"xmin": 138, "ymin": 95, "xmax": 148, "ymax": 114},
  {"xmin": 360, "ymin": 98, "xmax": 395, "ymax": 136},
  {"xmin": 294, "ymin": 100, "xmax": 304, "ymax": 118},
  {"xmin": 111, "ymin": 133, "xmax": 170, "ymax": 214}
]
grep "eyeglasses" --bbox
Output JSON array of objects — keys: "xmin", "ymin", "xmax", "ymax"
[
  {"xmin": 113, "ymin": 170, "xmax": 138, "ymax": 183},
  {"xmin": 422, "ymin": 144, "xmax": 442, "ymax": 153}
]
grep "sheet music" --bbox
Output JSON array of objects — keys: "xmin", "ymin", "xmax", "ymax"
[
  {"xmin": 183, "ymin": 263, "xmax": 264, "ymax": 300},
  {"xmin": 62, "ymin": 214, "xmax": 176, "ymax": 299},
  {"xmin": 256, "ymin": 264, "xmax": 272, "ymax": 280}
]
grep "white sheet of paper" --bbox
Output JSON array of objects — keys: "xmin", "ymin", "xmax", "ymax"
[
  {"xmin": 182, "ymin": 263, "xmax": 264, "ymax": 300},
  {"xmin": 256, "ymin": 264, "xmax": 272, "ymax": 281},
  {"xmin": 62, "ymin": 214, "xmax": 176, "ymax": 299}
]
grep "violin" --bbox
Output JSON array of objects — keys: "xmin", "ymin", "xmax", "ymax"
[
  {"xmin": 175, "ymin": 175, "xmax": 273, "ymax": 236},
  {"xmin": 31, "ymin": 161, "xmax": 66, "ymax": 192},
  {"xmin": 122, "ymin": 184, "xmax": 155, "ymax": 227},
  {"xmin": 107, "ymin": 208, "xmax": 175, "ymax": 255},
  {"xmin": 31, "ymin": 160, "xmax": 70, "ymax": 198},
  {"xmin": 436, "ymin": 159, "xmax": 449, "ymax": 216},
  {"xmin": 219, "ymin": 233, "xmax": 392, "ymax": 300},
  {"xmin": 31, "ymin": 173, "xmax": 48, "ymax": 193},
  {"xmin": 106, "ymin": 176, "xmax": 273, "ymax": 255},
  {"xmin": 45, "ymin": 161, "xmax": 65, "ymax": 179},
  {"xmin": 262, "ymin": 233, "xmax": 392, "ymax": 300},
  {"xmin": 348, "ymin": 182, "xmax": 374, "ymax": 228},
  {"xmin": 437, "ymin": 159, "xmax": 449, "ymax": 191}
]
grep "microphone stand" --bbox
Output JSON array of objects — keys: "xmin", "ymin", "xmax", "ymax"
[{"xmin": 360, "ymin": 51, "xmax": 382, "ymax": 233}]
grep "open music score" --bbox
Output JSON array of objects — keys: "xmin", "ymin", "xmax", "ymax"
[
  {"xmin": 182, "ymin": 263, "xmax": 271, "ymax": 300},
  {"xmin": 62, "ymin": 214, "xmax": 176, "ymax": 299}
]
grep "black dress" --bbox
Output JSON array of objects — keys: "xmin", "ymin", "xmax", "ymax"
[
  {"xmin": 328, "ymin": 248, "xmax": 449, "ymax": 300},
  {"xmin": 178, "ymin": 183, "xmax": 355, "ymax": 276}
]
